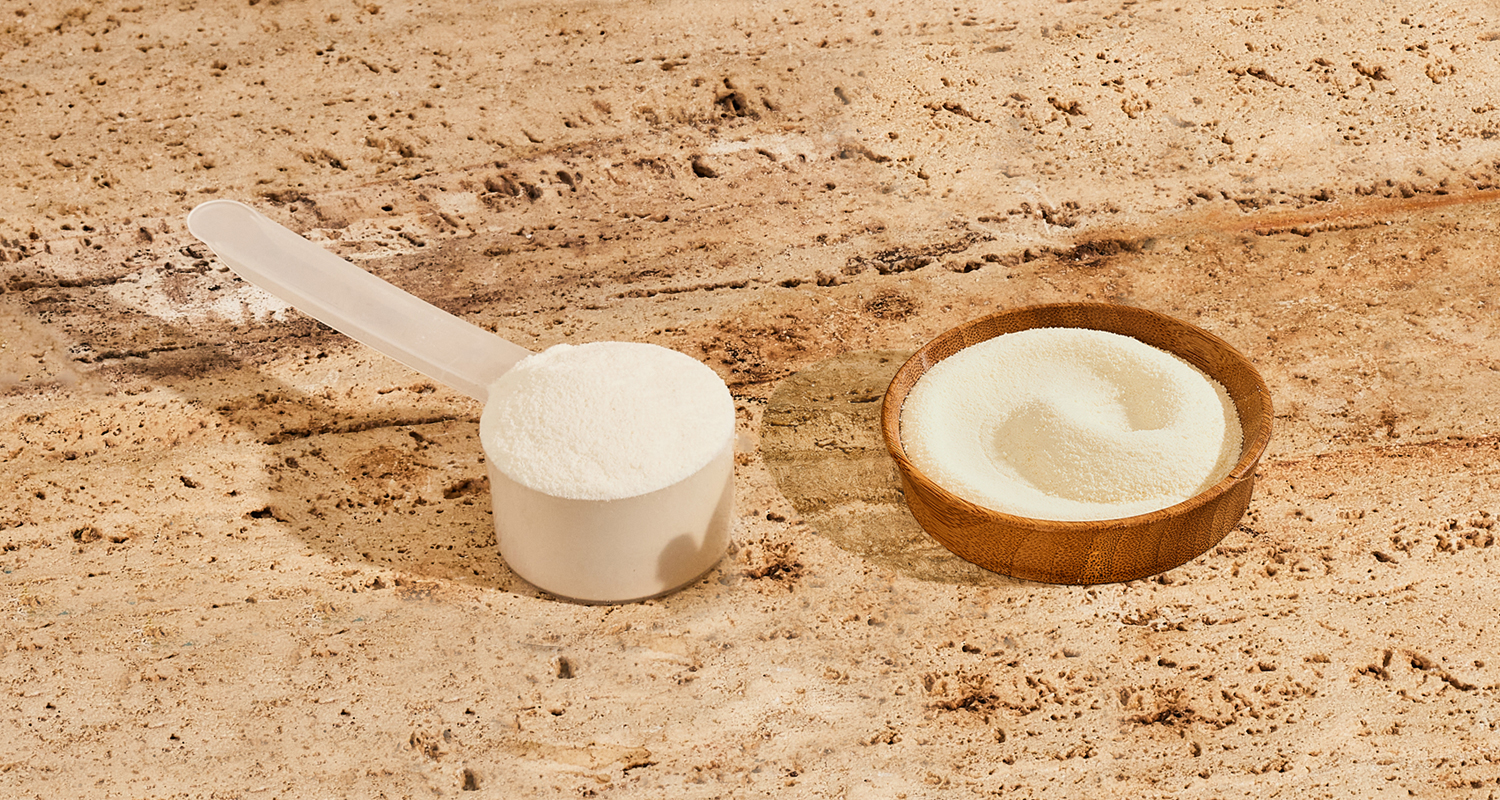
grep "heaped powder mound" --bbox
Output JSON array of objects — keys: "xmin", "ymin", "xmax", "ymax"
[{"xmin": 483, "ymin": 341, "xmax": 735, "ymax": 501}]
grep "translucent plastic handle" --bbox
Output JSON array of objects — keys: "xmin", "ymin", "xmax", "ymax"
[{"xmin": 187, "ymin": 200, "xmax": 530, "ymax": 402}]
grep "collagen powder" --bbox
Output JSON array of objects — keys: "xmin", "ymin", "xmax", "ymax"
[
  {"xmin": 901, "ymin": 327, "xmax": 1242, "ymax": 521},
  {"xmin": 484, "ymin": 342, "xmax": 735, "ymax": 501}
]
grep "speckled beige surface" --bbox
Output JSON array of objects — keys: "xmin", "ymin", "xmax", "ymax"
[{"xmin": 3, "ymin": 1, "xmax": 1500, "ymax": 797}]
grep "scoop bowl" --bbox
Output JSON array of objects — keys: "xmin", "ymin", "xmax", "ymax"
[{"xmin": 881, "ymin": 303, "xmax": 1273, "ymax": 585}]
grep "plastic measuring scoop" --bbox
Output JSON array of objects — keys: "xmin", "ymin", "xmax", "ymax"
[
  {"xmin": 186, "ymin": 200, "xmax": 530, "ymax": 401},
  {"xmin": 187, "ymin": 200, "xmax": 734, "ymax": 603}
]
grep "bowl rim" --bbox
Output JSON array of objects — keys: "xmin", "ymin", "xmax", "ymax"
[{"xmin": 881, "ymin": 301, "xmax": 1274, "ymax": 532}]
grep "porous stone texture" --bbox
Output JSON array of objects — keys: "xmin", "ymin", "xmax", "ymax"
[{"xmin": 2, "ymin": 1, "xmax": 1498, "ymax": 797}]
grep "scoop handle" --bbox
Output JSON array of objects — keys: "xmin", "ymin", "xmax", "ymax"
[{"xmin": 187, "ymin": 200, "xmax": 530, "ymax": 402}]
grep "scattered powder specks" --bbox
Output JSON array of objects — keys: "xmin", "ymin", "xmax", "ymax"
[{"xmin": 902, "ymin": 328, "xmax": 1242, "ymax": 521}]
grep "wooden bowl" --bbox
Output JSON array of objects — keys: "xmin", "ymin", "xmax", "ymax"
[{"xmin": 881, "ymin": 303, "xmax": 1273, "ymax": 585}]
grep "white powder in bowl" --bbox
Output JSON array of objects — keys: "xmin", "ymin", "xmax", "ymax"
[
  {"xmin": 484, "ymin": 342, "xmax": 735, "ymax": 501},
  {"xmin": 901, "ymin": 327, "xmax": 1243, "ymax": 521}
]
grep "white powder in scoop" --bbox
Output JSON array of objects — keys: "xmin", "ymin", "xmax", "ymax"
[
  {"xmin": 901, "ymin": 327, "xmax": 1242, "ymax": 521},
  {"xmin": 483, "ymin": 342, "xmax": 735, "ymax": 501}
]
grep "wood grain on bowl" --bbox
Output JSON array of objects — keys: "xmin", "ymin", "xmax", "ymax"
[{"xmin": 881, "ymin": 303, "xmax": 1273, "ymax": 584}]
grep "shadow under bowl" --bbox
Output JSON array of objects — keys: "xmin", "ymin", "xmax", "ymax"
[{"xmin": 881, "ymin": 302, "xmax": 1273, "ymax": 585}]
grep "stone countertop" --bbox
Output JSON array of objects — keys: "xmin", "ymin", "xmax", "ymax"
[{"xmin": 2, "ymin": 1, "xmax": 1498, "ymax": 796}]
